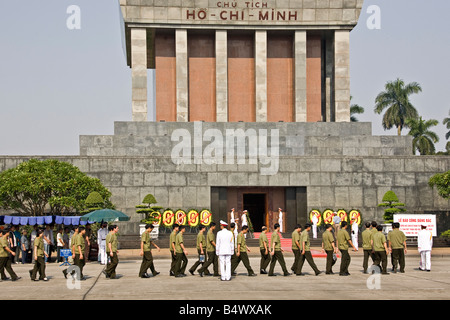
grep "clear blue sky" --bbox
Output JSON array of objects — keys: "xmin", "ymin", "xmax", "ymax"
[{"xmin": 0, "ymin": 0, "xmax": 448, "ymax": 155}]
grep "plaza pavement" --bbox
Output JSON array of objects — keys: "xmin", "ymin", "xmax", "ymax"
[{"xmin": 1, "ymin": 246, "xmax": 449, "ymax": 301}]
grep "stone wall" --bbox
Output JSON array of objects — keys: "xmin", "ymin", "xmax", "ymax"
[
  {"xmin": 1, "ymin": 121, "xmax": 449, "ymax": 235},
  {"xmin": 119, "ymin": 0, "xmax": 364, "ymax": 28}
]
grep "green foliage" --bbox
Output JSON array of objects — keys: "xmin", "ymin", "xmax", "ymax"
[
  {"xmin": 429, "ymin": 171, "xmax": 450, "ymax": 200},
  {"xmin": 378, "ymin": 190, "xmax": 406, "ymax": 223},
  {"xmin": 136, "ymin": 194, "xmax": 161, "ymax": 224},
  {"xmin": 143, "ymin": 194, "xmax": 157, "ymax": 205},
  {"xmin": 440, "ymin": 230, "xmax": 450, "ymax": 239},
  {"xmin": 374, "ymin": 78, "xmax": 421, "ymax": 136},
  {"xmin": 85, "ymin": 191, "xmax": 104, "ymax": 205},
  {"xmin": 406, "ymin": 117, "xmax": 439, "ymax": 155},
  {"xmin": 0, "ymin": 159, "xmax": 113, "ymax": 216},
  {"xmin": 350, "ymin": 96, "xmax": 364, "ymax": 122}
]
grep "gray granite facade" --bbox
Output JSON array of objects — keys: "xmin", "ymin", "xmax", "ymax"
[{"xmin": 2, "ymin": 121, "xmax": 448, "ymax": 235}]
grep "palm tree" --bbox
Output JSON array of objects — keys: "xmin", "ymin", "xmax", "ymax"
[
  {"xmin": 350, "ymin": 96, "xmax": 364, "ymax": 122},
  {"xmin": 406, "ymin": 117, "xmax": 439, "ymax": 155},
  {"xmin": 443, "ymin": 111, "xmax": 450, "ymax": 151},
  {"xmin": 374, "ymin": 78, "xmax": 422, "ymax": 135}
]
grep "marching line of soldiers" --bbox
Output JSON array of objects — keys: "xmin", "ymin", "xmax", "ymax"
[{"xmin": 0, "ymin": 219, "xmax": 430, "ymax": 283}]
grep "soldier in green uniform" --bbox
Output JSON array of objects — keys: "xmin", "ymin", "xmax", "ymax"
[
  {"xmin": 139, "ymin": 224, "xmax": 161, "ymax": 278},
  {"xmin": 105, "ymin": 225, "xmax": 120, "ymax": 279},
  {"xmin": 30, "ymin": 228, "xmax": 49, "ymax": 281},
  {"xmin": 198, "ymin": 222, "xmax": 218, "ymax": 277},
  {"xmin": 290, "ymin": 225, "xmax": 302, "ymax": 274},
  {"xmin": 321, "ymin": 224, "xmax": 337, "ymax": 274},
  {"xmin": 387, "ymin": 222, "xmax": 407, "ymax": 273},
  {"xmin": 372, "ymin": 225, "xmax": 389, "ymax": 274},
  {"xmin": 64, "ymin": 226, "xmax": 87, "ymax": 280},
  {"xmin": 337, "ymin": 221, "xmax": 357, "ymax": 276},
  {"xmin": 174, "ymin": 225, "xmax": 188, "ymax": 277},
  {"xmin": 268, "ymin": 223, "xmax": 290, "ymax": 276},
  {"xmin": 0, "ymin": 229, "xmax": 20, "ymax": 281},
  {"xmin": 169, "ymin": 224, "xmax": 179, "ymax": 276},
  {"xmin": 361, "ymin": 222, "xmax": 373, "ymax": 273},
  {"xmin": 296, "ymin": 223, "xmax": 321, "ymax": 276},
  {"xmin": 231, "ymin": 226, "xmax": 256, "ymax": 276},
  {"xmin": 189, "ymin": 225, "xmax": 206, "ymax": 275},
  {"xmin": 259, "ymin": 226, "xmax": 270, "ymax": 274}
]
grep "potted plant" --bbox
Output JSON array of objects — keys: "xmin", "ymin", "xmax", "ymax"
[{"xmin": 136, "ymin": 194, "xmax": 162, "ymax": 238}]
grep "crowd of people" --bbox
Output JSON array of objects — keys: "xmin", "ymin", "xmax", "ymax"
[
  {"xmin": 165, "ymin": 219, "xmax": 435, "ymax": 280},
  {"xmin": 0, "ymin": 218, "xmax": 435, "ymax": 282}
]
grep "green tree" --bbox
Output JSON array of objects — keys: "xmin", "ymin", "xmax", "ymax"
[
  {"xmin": 406, "ymin": 116, "xmax": 439, "ymax": 155},
  {"xmin": 378, "ymin": 190, "xmax": 406, "ymax": 223},
  {"xmin": 83, "ymin": 191, "xmax": 112, "ymax": 213},
  {"xmin": 350, "ymin": 96, "xmax": 365, "ymax": 122},
  {"xmin": 443, "ymin": 111, "xmax": 450, "ymax": 152},
  {"xmin": 136, "ymin": 194, "xmax": 162, "ymax": 224},
  {"xmin": 0, "ymin": 159, "xmax": 113, "ymax": 216},
  {"xmin": 374, "ymin": 78, "xmax": 421, "ymax": 136},
  {"xmin": 429, "ymin": 170, "xmax": 450, "ymax": 200}
]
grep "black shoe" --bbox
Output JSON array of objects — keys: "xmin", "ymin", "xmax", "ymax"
[
  {"xmin": 198, "ymin": 271, "xmax": 203, "ymax": 277},
  {"xmin": 189, "ymin": 270, "xmax": 194, "ymax": 276},
  {"xmin": 175, "ymin": 274, "xmax": 185, "ymax": 278},
  {"xmin": 315, "ymin": 271, "xmax": 322, "ymax": 276},
  {"xmin": 140, "ymin": 274, "xmax": 150, "ymax": 278},
  {"xmin": 170, "ymin": 271, "xmax": 175, "ymax": 276},
  {"xmin": 153, "ymin": 272, "xmax": 160, "ymax": 277},
  {"xmin": 248, "ymin": 273, "xmax": 257, "ymax": 277},
  {"xmin": 12, "ymin": 277, "xmax": 21, "ymax": 281},
  {"xmin": 63, "ymin": 270, "xmax": 68, "ymax": 279},
  {"xmin": 260, "ymin": 269, "xmax": 267, "ymax": 274},
  {"xmin": 268, "ymin": 274, "xmax": 276, "ymax": 276},
  {"xmin": 284, "ymin": 273, "xmax": 291, "ymax": 276}
]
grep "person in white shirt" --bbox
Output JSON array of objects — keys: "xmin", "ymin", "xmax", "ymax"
[
  {"xmin": 216, "ymin": 220, "xmax": 235, "ymax": 281},
  {"xmin": 417, "ymin": 225, "xmax": 433, "ymax": 272},
  {"xmin": 242, "ymin": 210, "xmax": 248, "ymax": 238},
  {"xmin": 97, "ymin": 222, "xmax": 109, "ymax": 265},
  {"xmin": 30, "ymin": 225, "xmax": 37, "ymax": 263},
  {"xmin": 278, "ymin": 208, "xmax": 284, "ymax": 233},
  {"xmin": 43, "ymin": 225, "xmax": 54, "ymax": 263},
  {"xmin": 351, "ymin": 218, "xmax": 359, "ymax": 251},
  {"xmin": 230, "ymin": 208, "xmax": 239, "ymax": 240},
  {"xmin": 311, "ymin": 214, "xmax": 319, "ymax": 239}
]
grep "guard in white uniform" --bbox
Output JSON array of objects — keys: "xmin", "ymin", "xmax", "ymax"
[
  {"xmin": 97, "ymin": 222, "xmax": 108, "ymax": 265},
  {"xmin": 311, "ymin": 214, "xmax": 318, "ymax": 239},
  {"xmin": 417, "ymin": 225, "xmax": 433, "ymax": 271},
  {"xmin": 216, "ymin": 220, "xmax": 235, "ymax": 281},
  {"xmin": 230, "ymin": 208, "xmax": 239, "ymax": 240},
  {"xmin": 242, "ymin": 210, "xmax": 248, "ymax": 238},
  {"xmin": 351, "ymin": 218, "xmax": 359, "ymax": 251},
  {"xmin": 278, "ymin": 208, "xmax": 284, "ymax": 233}
]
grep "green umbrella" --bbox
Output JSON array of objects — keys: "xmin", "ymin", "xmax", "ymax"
[{"xmin": 80, "ymin": 209, "xmax": 130, "ymax": 222}]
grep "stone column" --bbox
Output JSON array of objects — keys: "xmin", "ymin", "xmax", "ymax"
[
  {"xmin": 334, "ymin": 30, "xmax": 351, "ymax": 122},
  {"xmin": 216, "ymin": 30, "xmax": 228, "ymax": 122},
  {"xmin": 294, "ymin": 31, "xmax": 307, "ymax": 122},
  {"xmin": 176, "ymin": 29, "xmax": 189, "ymax": 122},
  {"xmin": 131, "ymin": 28, "xmax": 148, "ymax": 122},
  {"xmin": 255, "ymin": 30, "xmax": 267, "ymax": 122},
  {"xmin": 325, "ymin": 34, "xmax": 334, "ymax": 122}
]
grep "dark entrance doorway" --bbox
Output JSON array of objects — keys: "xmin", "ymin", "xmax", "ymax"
[{"xmin": 243, "ymin": 193, "xmax": 267, "ymax": 232}]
